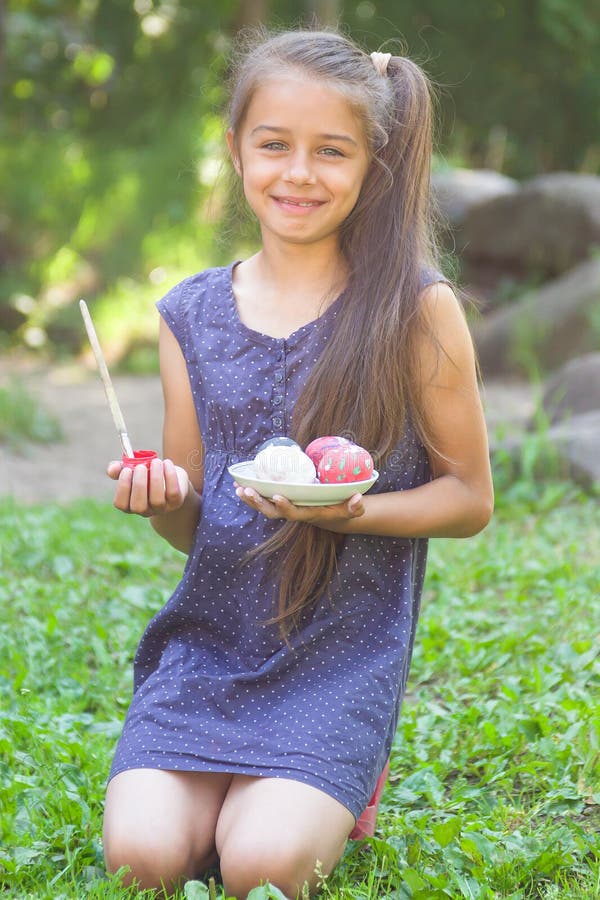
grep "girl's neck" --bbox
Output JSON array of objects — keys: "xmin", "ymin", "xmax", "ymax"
[
  {"xmin": 231, "ymin": 240, "xmax": 347, "ymax": 339},
  {"xmin": 252, "ymin": 236, "xmax": 347, "ymax": 304}
]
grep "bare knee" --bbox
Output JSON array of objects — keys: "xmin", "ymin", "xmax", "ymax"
[
  {"xmin": 102, "ymin": 769, "xmax": 226, "ymax": 890},
  {"xmin": 220, "ymin": 835, "xmax": 343, "ymax": 899},
  {"xmin": 105, "ymin": 829, "xmax": 198, "ymax": 891}
]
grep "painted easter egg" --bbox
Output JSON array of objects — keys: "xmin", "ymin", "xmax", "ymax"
[
  {"xmin": 304, "ymin": 435, "xmax": 351, "ymax": 468},
  {"xmin": 317, "ymin": 444, "xmax": 374, "ymax": 484},
  {"xmin": 256, "ymin": 436, "xmax": 300, "ymax": 453},
  {"xmin": 253, "ymin": 444, "xmax": 316, "ymax": 483}
]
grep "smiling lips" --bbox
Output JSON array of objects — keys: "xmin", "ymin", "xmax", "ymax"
[{"xmin": 273, "ymin": 195, "xmax": 326, "ymax": 212}]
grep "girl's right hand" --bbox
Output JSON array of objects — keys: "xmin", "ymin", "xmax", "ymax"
[{"xmin": 107, "ymin": 457, "xmax": 190, "ymax": 518}]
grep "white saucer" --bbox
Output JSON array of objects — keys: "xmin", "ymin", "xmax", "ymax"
[{"xmin": 228, "ymin": 461, "xmax": 379, "ymax": 507}]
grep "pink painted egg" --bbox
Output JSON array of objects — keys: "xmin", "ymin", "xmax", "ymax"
[
  {"xmin": 304, "ymin": 435, "xmax": 351, "ymax": 468},
  {"xmin": 317, "ymin": 444, "xmax": 374, "ymax": 484}
]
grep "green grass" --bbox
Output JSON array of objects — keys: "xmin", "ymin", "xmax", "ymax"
[
  {"xmin": 0, "ymin": 378, "xmax": 63, "ymax": 450},
  {"xmin": 0, "ymin": 482, "xmax": 598, "ymax": 898}
]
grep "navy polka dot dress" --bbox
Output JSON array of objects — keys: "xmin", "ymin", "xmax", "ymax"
[{"xmin": 109, "ymin": 262, "xmax": 436, "ymax": 821}]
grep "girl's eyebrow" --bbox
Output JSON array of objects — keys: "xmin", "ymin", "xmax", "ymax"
[{"xmin": 250, "ymin": 124, "xmax": 358, "ymax": 146}]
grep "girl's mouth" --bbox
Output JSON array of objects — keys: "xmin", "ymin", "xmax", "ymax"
[{"xmin": 273, "ymin": 196, "xmax": 325, "ymax": 209}]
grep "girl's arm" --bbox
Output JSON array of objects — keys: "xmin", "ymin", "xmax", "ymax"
[
  {"xmin": 110, "ymin": 317, "xmax": 204, "ymax": 553},
  {"xmin": 332, "ymin": 280, "xmax": 494, "ymax": 538},
  {"xmin": 236, "ymin": 282, "xmax": 493, "ymax": 539}
]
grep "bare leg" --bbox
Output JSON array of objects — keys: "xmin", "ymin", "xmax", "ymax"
[
  {"xmin": 216, "ymin": 775, "xmax": 355, "ymax": 899},
  {"xmin": 103, "ymin": 768, "xmax": 232, "ymax": 892}
]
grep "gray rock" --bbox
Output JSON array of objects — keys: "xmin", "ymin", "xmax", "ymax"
[
  {"xmin": 432, "ymin": 168, "xmax": 518, "ymax": 227},
  {"xmin": 472, "ymin": 258, "xmax": 600, "ymax": 376},
  {"xmin": 547, "ymin": 411, "xmax": 600, "ymax": 489},
  {"xmin": 459, "ymin": 172, "xmax": 600, "ymax": 276},
  {"xmin": 482, "ymin": 378, "xmax": 536, "ymax": 435},
  {"xmin": 491, "ymin": 411, "xmax": 600, "ymax": 491},
  {"xmin": 541, "ymin": 354, "xmax": 600, "ymax": 425}
]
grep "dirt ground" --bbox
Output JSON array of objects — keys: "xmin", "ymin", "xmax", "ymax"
[
  {"xmin": 0, "ymin": 362, "xmax": 535, "ymax": 505},
  {"xmin": 1, "ymin": 364, "xmax": 164, "ymax": 504}
]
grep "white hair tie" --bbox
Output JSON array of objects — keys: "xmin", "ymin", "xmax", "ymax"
[{"xmin": 370, "ymin": 52, "xmax": 392, "ymax": 76}]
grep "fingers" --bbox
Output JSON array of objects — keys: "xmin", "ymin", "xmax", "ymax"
[
  {"xmin": 113, "ymin": 465, "xmax": 135, "ymax": 513},
  {"xmin": 112, "ymin": 458, "xmax": 188, "ymax": 517},
  {"xmin": 160, "ymin": 458, "xmax": 189, "ymax": 510},
  {"xmin": 163, "ymin": 459, "xmax": 186, "ymax": 504},
  {"xmin": 235, "ymin": 486, "xmax": 280, "ymax": 519},
  {"xmin": 347, "ymin": 494, "xmax": 365, "ymax": 516},
  {"xmin": 234, "ymin": 486, "xmax": 366, "ymax": 523},
  {"xmin": 147, "ymin": 458, "xmax": 181, "ymax": 511},
  {"xmin": 269, "ymin": 492, "xmax": 365, "ymax": 521},
  {"xmin": 114, "ymin": 463, "xmax": 153, "ymax": 516},
  {"xmin": 107, "ymin": 459, "xmax": 124, "ymax": 480}
]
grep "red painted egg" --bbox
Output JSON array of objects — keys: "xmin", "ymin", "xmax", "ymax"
[
  {"xmin": 304, "ymin": 435, "xmax": 351, "ymax": 468},
  {"xmin": 317, "ymin": 444, "xmax": 374, "ymax": 483}
]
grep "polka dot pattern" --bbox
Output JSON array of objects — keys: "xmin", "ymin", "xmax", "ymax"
[{"xmin": 109, "ymin": 262, "xmax": 438, "ymax": 819}]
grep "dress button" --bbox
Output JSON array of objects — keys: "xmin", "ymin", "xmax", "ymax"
[
  {"xmin": 274, "ymin": 371, "xmax": 284, "ymax": 383},
  {"xmin": 272, "ymin": 416, "xmax": 283, "ymax": 428},
  {"xmin": 273, "ymin": 395, "xmax": 283, "ymax": 406}
]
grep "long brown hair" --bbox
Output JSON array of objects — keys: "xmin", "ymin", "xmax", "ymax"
[{"xmin": 227, "ymin": 29, "xmax": 441, "ymax": 637}]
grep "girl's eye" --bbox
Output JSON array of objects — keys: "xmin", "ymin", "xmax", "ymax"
[
  {"xmin": 320, "ymin": 147, "xmax": 344, "ymax": 157},
  {"xmin": 263, "ymin": 141, "xmax": 287, "ymax": 151}
]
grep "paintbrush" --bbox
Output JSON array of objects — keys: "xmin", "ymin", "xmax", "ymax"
[{"xmin": 79, "ymin": 299, "xmax": 134, "ymax": 458}]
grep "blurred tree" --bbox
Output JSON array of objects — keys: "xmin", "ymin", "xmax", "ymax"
[
  {"xmin": 1, "ymin": 0, "xmax": 599, "ymax": 354},
  {"xmin": 232, "ymin": 0, "xmax": 269, "ymax": 29},
  {"xmin": 335, "ymin": 0, "xmax": 600, "ymax": 176},
  {"xmin": 305, "ymin": 0, "xmax": 342, "ymax": 25},
  {"xmin": 1, "ymin": 0, "xmax": 237, "ymax": 347}
]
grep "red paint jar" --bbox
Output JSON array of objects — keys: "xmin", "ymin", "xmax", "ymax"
[{"xmin": 122, "ymin": 450, "xmax": 158, "ymax": 471}]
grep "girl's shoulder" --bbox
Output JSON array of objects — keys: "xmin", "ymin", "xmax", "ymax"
[
  {"xmin": 421, "ymin": 267, "xmax": 450, "ymax": 290},
  {"xmin": 159, "ymin": 262, "xmax": 236, "ymax": 308},
  {"xmin": 156, "ymin": 262, "xmax": 237, "ymax": 348}
]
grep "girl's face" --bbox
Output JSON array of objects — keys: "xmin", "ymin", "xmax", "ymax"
[{"xmin": 228, "ymin": 76, "xmax": 370, "ymax": 250}]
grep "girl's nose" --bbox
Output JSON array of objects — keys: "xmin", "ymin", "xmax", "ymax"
[{"xmin": 284, "ymin": 151, "xmax": 316, "ymax": 185}]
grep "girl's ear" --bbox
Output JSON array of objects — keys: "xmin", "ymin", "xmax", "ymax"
[{"xmin": 226, "ymin": 129, "xmax": 242, "ymax": 176}]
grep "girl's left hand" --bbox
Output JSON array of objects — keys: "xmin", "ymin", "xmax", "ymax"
[{"xmin": 233, "ymin": 482, "xmax": 365, "ymax": 529}]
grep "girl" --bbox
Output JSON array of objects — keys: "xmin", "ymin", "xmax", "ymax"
[{"xmin": 102, "ymin": 28, "xmax": 493, "ymax": 899}]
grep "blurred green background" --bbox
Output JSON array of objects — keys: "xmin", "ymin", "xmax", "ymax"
[{"xmin": 2, "ymin": 0, "xmax": 599, "ymax": 368}]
